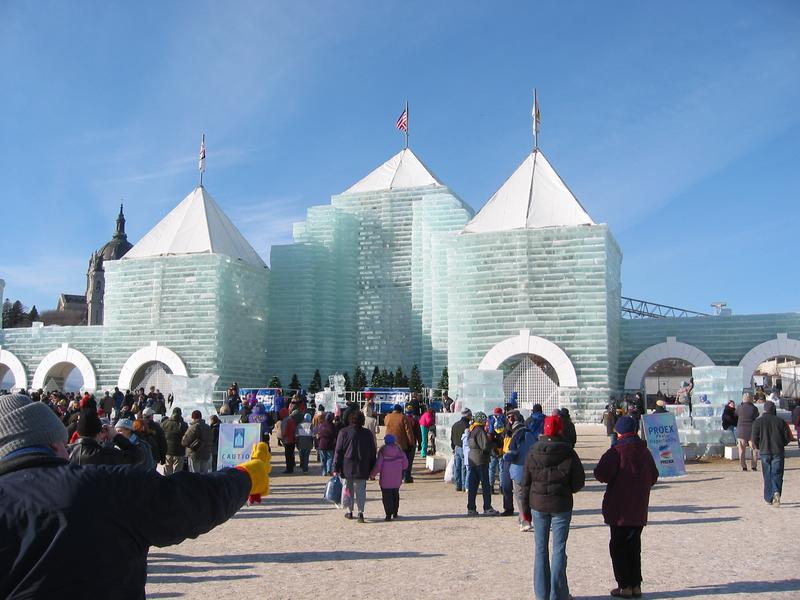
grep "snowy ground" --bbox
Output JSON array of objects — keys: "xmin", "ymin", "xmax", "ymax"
[{"xmin": 146, "ymin": 425, "xmax": 800, "ymax": 599}]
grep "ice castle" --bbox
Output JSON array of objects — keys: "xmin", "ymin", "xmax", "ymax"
[{"xmin": 2, "ymin": 135, "xmax": 800, "ymax": 421}]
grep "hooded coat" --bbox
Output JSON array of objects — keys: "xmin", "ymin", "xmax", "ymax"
[
  {"xmin": 520, "ymin": 435, "xmax": 585, "ymax": 515},
  {"xmin": 751, "ymin": 402, "xmax": 789, "ymax": 456},
  {"xmin": 370, "ymin": 443, "xmax": 408, "ymax": 489},
  {"xmin": 593, "ymin": 434, "xmax": 659, "ymax": 526}
]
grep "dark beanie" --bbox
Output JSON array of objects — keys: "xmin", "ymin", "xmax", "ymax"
[
  {"xmin": 0, "ymin": 394, "xmax": 68, "ymax": 458},
  {"xmin": 191, "ymin": 410, "xmax": 202, "ymax": 420},
  {"xmin": 615, "ymin": 416, "xmax": 637, "ymax": 435},
  {"xmin": 77, "ymin": 408, "xmax": 102, "ymax": 438}
]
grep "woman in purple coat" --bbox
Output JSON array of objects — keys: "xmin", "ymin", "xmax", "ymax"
[{"xmin": 594, "ymin": 416, "xmax": 659, "ymax": 599}]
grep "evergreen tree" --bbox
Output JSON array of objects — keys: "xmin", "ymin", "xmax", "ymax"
[
  {"xmin": 437, "ymin": 366, "xmax": 449, "ymax": 395},
  {"xmin": 343, "ymin": 371, "xmax": 352, "ymax": 392},
  {"xmin": 354, "ymin": 366, "xmax": 367, "ymax": 391},
  {"xmin": 409, "ymin": 364, "xmax": 423, "ymax": 393},
  {"xmin": 395, "ymin": 366, "xmax": 409, "ymax": 387},
  {"xmin": 308, "ymin": 369, "xmax": 323, "ymax": 394},
  {"xmin": 268, "ymin": 375, "xmax": 282, "ymax": 389},
  {"xmin": 9, "ymin": 301, "xmax": 26, "ymax": 328},
  {"xmin": 29, "ymin": 305, "xmax": 39, "ymax": 323},
  {"xmin": 380, "ymin": 368, "xmax": 391, "ymax": 387},
  {"xmin": 370, "ymin": 366, "xmax": 381, "ymax": 388},
  {"xmin": 290, "ymin": 373, "xmax": 301, "ymax": 391}
]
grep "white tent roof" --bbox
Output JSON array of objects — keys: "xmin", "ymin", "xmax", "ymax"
[
  {"xmin": 344, "ymin": 148, "xmax": 443, "ymax": 194},
  {"xmin": 462, "ymin": 150, "xmax": 594, "ymax": 234},
  {"xmin": 124, "ymin": 186, "xmax": 266, "ymax": 268}
]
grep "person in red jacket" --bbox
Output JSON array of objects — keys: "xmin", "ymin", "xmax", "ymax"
[{"xmin": 594, "ymin": 416, "xmax": 659, "ymax": 599}]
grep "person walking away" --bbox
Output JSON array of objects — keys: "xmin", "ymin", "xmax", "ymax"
[
  {"xmin": 525, "ymin": 403, "xmax": 545, "ymax": 438},
  {"xmin": 333, "ymin": 411, "xmax": 377, "ymax": 523},
  {"xmin": 751, "ymin": 400, "xmax": 790, "ymax": 506},
  {"xmin": 162, "ymin": 407, "xmax": 188, "ymax": 474},
  {"xmin": 736, "ymin": 393, "xmax": 760, "ymax": 471},
  {"xmin": 384, "ymin": 404, "xmax": 415, "ymax": 483},
  {"xmin": 521, "ymin": 415, "xmax": 585, "ymax": 600},
  {"xmin": 317, "ymin": 412, "xmax": 337, "ymax": 476},
  {"xmin": 100, "ymin": 392, "xmax": 114, "ymax": 421},
  {"xmin": 312, "ymin": 405, "xmax": 326, "ymax": 461},
  {"xmin": 418, "ymin": 407, "xmax": 435, "ymax": 458},
  {"xmin": 296, "ymin": 413, "xmax": 314, "ymax": 472},
  {"xmin": 0, "ymin": 394, "xmax": 270, "ymax": 599},
  {"xmin": 181, "ymin": 410, "xmax": 213, "ymax": 473},
  {"xmin": 450, "ymin": 408, "xmax": 471, "ymax": 492},
  {"xmin": 370, "ymin": 434, "xmax": 408, "ymax": 520},
  {"xmin": 467, "ymin": 411, "xmax": 499, "ymax": 516},
  {"xmin": 114, "ymin": 418, "xmax": 155, "ymax": 469},
  {"xmin": 721, "ymin": 400, "xmax": 738, "ymax": 445},
  {"xmin": 594, "ymin": 416, "xmax": 659, "ymax": 598},
  {"xmin": 404, "ymin": 405, "xmax": 421, "ymax": 482},
  {"xmin": 363, "ymin": 408, "xmax": 380, "ymax": 446},
  {"xmin": 112, "ymin": 386, "xmax": 125, "ymax": 421},
  {"xmin": 602, "ymin": 403, "xmax": 618, "ymax": 446},
  {"xmin": 279, "ymin": 408, "xmax": 298, "ymax": 473},
  {"xmin": 504, "ymin": 416, "xmax": 540, "ymax": 532},
  {"xmin": 558, "ymin": 408, "xmax": 577, "ymax": 448}
]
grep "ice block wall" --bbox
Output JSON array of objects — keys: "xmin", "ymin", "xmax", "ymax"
[{"xmin": 446, "ymin": 224, "xmax": 622, "ymax": 420}]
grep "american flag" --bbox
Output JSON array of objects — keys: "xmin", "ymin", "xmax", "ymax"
[
  {"xmin": 198, "ymin": 135, "xmax": 206, "ymax": 173},
  {"xmin": 395, "ymin": 107, "xmax": 408, "ymax": 132}
]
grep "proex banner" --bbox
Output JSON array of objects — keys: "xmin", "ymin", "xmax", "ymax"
[
  {"xmin": 642, "ymin": 413, "xmax": 686, "ymax": 478},
  {"xmin": 216, "ymin": 423, "xmax": 262, "ymax": 470}
]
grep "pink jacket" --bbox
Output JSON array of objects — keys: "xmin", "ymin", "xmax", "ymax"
[
  {"xmin": 370, "ymin": 443, "xmax": 408, "ymax": 489},
  {"xmin": 419, "ymin": 411, "xmax": 435, "ymax": 428}
]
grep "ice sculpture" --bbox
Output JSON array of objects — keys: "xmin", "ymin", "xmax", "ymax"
[{"xmin": 168, "ymin": 374, "xmax": 219, "ymax": 420}]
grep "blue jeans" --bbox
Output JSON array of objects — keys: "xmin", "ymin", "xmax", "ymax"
[
  {"xmin": 760, "ymin": 453, "xmax": 784, "ymax": 503},
  {"xmin": 488, "ymin": 454, "xmax": 500, "ymax": 487},
  {"xmin": 532, "ymin": 510, "xmax": 572, "ymax": 600},
  {"xmin": 319, "ymin": 449, "xmax": 334, "ymax": 475},
  {"xmin": 453, "ymin": 446, "xmax": 466, "ymax": 489},
  {"xmin": 467, "ymin": 462, "xmax": 492, "ymax": 511}
]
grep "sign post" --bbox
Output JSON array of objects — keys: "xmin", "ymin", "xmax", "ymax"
[
  {"xmin": 642, "ymin": 413, "xmax": 686, "ymax": 478},
  {"xmin": 216, "ymin": 423, "xmax": 262, "ymax": 470}
]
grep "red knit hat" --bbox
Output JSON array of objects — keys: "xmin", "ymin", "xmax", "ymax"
[
  {"xmin": 493, "ymin": 407, "xmax": 503, "ymax": 414},
  {"xmin": 543, "ymin": 415, "xmax": 563, "ymax": 437}
]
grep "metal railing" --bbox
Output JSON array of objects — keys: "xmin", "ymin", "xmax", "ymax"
[{"xmin": 621, "ymin": 297, "xmax": 711, "ymax": 319}]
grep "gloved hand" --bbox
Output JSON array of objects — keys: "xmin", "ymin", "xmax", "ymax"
[{"xmin": 235, "ymin": 442, "xmax": 272, "ymax": 504}]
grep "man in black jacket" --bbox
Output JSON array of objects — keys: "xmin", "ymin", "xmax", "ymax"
[
  {"xmin": 752, "ymin": 400, "xmax": 790, "ymax": 506},
  {"xmin": 162, "ymin": 407, "xmax": 189, "ymax": 474},
  {"xmin": 450, "ymin": 408, "xmax": 471, "ymax": 492},
  {"xmin": 0, "ymin": 394, "xmax": 265, "ymax": 599},
  {"xmin": 521, "ymin": 414, "xmax": 585, "ymax": 600}
]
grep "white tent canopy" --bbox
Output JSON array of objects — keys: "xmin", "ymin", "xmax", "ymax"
[
  {"xmin": 462, "ymin": 150, "xmax": 594, "ymax": 234},
  {"xmin": 124, "ymin": 186, "xmax": 266, "ymax": 268},
  {"xmin": 344, "ymin": 148, "xmax": 443, "ymax": 194}
]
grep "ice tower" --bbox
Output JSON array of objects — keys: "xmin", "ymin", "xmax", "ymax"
[
  {"xmin": 267, "ymin": 149, "xmax": 473, "ymax": 385},
  {"xmin": 105, "ymin": 186, "xmax": 270, "ymax": 387},
  {"xmin": 447, "ymin": 149, "xmax": 622, "ymax": 419}
]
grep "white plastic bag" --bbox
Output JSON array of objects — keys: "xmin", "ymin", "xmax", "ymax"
[{"xmin": 443, "ymin": 456, "xmax": 454, "ymax": 483}]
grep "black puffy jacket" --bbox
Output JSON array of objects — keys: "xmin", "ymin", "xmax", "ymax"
[
  {"xmin": 0, "ymin": 451, "xmax": 250, "ymax": 599},
  {"xmin": 521, "ymin": 435, "xmax": 585, "ymax": 515},
  {"xmin": 67, "ymin": 435, "xmax": 139, "ymax": 466}
]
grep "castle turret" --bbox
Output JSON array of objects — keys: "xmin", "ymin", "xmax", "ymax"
[{"xmin": 86, "ymin": 204, "xmax": 133, "ymax": 325}]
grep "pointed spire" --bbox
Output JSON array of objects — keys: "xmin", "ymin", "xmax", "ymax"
[
  {"xmin": 343, "ymin": 148, "xmax": 443, "ymax": 194},
  {"xmin": 114, "ymin": 201, "xmax": 127, "ymax": 239}
]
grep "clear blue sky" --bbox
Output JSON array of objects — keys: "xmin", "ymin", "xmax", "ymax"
[{"xmin": 1, "ymin": 1, "xmax": 798, "ymax": 316}]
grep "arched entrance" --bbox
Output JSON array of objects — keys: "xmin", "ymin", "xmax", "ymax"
[
  {"xmin": 479, "ymin": 329, "xmax": 578, "ymax": 412},
  {"xmin": 117, "ymin": 342, "xmax": 188, "ymax": 394},
  {"xmin": 0, "ymin": 347, "xmax": 27, "ymax": 391},
  {"xmin": 739, "ymin": 334, "xmax": 800, "ymax": 391},
  {"xmin": 32, "ymin": 344, "xmax": 97, "ymax": 392},
  {"xmin": 624, "ymin": 337, "xmax": 714, "ymax": 390}
]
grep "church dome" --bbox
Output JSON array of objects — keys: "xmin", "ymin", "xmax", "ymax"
[{"xmin": 99, "ymin": 204, "xmax": 133, "ymax": 260}]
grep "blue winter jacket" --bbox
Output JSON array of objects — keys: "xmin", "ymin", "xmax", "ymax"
[
  {"xmin": 505, "ymin": 426, "xmax": 540, "ymax": 482},
  {"xmin": 525, "ymin": 412, "xmax": 545, "ymax": 439}
]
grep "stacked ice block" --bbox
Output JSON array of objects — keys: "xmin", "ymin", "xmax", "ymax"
[
  {"xmin": 670, "ymin": 365, "xmax": 742, "ymax": 453},
  {"xmin": 434, "ymin": 369, "xmax": 505, "ymax": 458}
]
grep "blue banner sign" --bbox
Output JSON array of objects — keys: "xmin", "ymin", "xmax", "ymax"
[{"xmin": 642, "ymin": 413, "xmax": 686, "ymax": 478}]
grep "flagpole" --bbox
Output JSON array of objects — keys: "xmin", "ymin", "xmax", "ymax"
[
  {"xmin": 405, "ymin": 100, "xmax": 409, "ymax": 149},
  {"xmin": 199, "ymin": 133, "xmax": 205, "ymax": 187},
  {"xmin": 533, "ymin": 89, "xmax": 539, "ymax": 151}
]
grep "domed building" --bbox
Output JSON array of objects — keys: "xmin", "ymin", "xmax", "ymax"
[{"xmin": 86, "ymin": 204, "xmax": 133, "ymax": 325}]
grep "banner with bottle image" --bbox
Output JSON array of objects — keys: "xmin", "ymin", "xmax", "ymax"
[
  {"xmin": 642, "ymin": 413, "xmax": 686, "ymax": 477},
  {"xmin": 216, "ymin": 423, "xmax": 262, "ymax": 470}
]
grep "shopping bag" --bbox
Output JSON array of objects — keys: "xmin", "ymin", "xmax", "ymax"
[
  {"xmin": 324, "ymin": 475, "xmax": 343, "ymax": 503},
  {"xmin": 443, "ymin": 456, "xmax": 454, "ymax": 483},
  {"xmin": 341, "ymin": 484, "xmax": 353, "ymax": 510}
]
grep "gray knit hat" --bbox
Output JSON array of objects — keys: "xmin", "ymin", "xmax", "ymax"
[{"xmin": 0, "ymin": 394, "xmax": 68, "ymax": 459}]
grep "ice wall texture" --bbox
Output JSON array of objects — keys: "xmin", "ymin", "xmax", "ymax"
[
  {"xmin": 267, "ymin": 185, "xmax": 473, "ymax": 386},
  {"xmin": 446, "ymin": 224, "xmax": 622, "ymax": 418}
]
